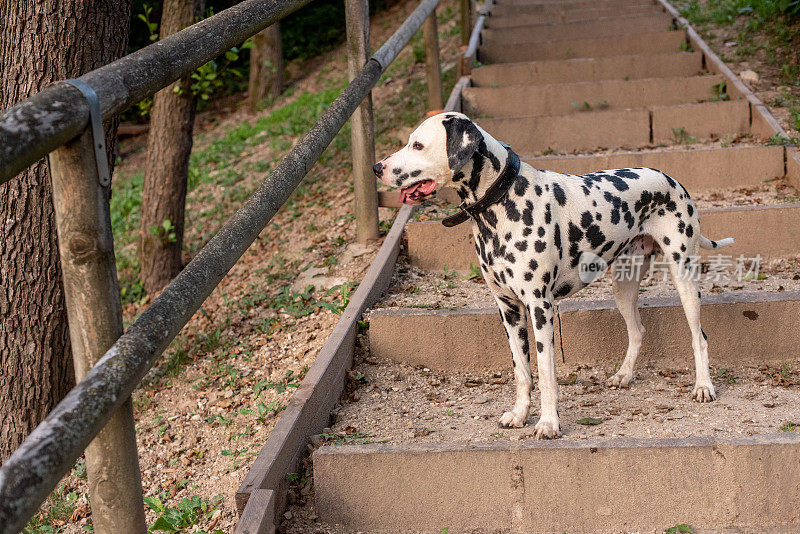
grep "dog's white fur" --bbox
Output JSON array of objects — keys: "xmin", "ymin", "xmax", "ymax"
[{"xmin": 375, "ymin": 113, "xmax": 733, "ymax": 438}]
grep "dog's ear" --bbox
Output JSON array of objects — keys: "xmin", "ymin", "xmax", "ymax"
[{"xmin": 442, "ymin": 116, "xmax": 483, "ymax": 172}]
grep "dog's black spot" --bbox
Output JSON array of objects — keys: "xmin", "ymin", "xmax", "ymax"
[
  {"xmin": 580, "ymin": 211, "xmax": 593, "ymax": 229},
  {"xmin": 663, "ymin": 236, "xmax": 671, "ymax": 245},
  {"xmin": 534, "ymin": 307, "xmax": 546, "ymax": 330},
  {"xmin": 553, "ymin": 283, "xmax": 573, "ymax": 298},
  {"xmin": 514, "ymin": 175, "xmax": 529, "ymax": 196},
  {"xmin": 553, "ymin": 223, "xmax": 561, "ymax": 250},
  {"xmin": 534, "ymin": 240, "xmax": 546, "ymax": 253},
  {"xmin": 515, "ymin": 241, "xmax": 528, "ymax": 252},
  {"xmin": 552, "ymin": 183, "xmax": 567, "ymax": 206},
  {"xmin": 522, "ymin": 200, "xmax": 534, "ymax": 226},
  {"xmin": 586, "ymin": 225, "xmax": 606, "ymax": 249},
  {"xmin": 411, "ymin": 169, "xmax": 422, "ymax": 177},
  {"xmin": 568, "ymin": 222, "xmax": 583, "ymax": 244},
  {"xmin": 392, "ymin": 168, "xmax": 402, "ymax": 175},
  {"xmin": 504, "ymin": 198, "xmax": 521, "ymax": 222}
]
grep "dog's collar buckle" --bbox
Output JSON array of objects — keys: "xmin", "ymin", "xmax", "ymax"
[{"xmin": 441, "ymin": 147, "xmax": 520, "ymax": 228}]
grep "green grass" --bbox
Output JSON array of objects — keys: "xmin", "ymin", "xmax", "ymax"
[
  {"xmin": 143, "ymin": 493, "xmax": 224, "ymax": 533},
  {"xmin": 22, "ymin": 486, "xmax": 80, "ymax": 534}
]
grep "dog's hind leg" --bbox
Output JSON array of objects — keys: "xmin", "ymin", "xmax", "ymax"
[
  {"xmin": 666, "ymin": 252, "xmax": 716, "ymax": 402},
  {"xmin": 493, "ymin": 294, "xmax": 533, "ymax": 428}
]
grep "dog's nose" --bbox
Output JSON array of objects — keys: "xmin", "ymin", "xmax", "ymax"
[{"xmin": 373, "ymin": 161, "xmax": 383, "ymax": 177}]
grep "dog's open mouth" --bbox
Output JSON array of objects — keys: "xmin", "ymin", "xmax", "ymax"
[{"xmin": 399, "ymin": 179, "xmax": 436, "ymax": 204}]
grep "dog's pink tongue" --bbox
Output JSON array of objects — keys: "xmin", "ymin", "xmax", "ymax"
[{"xmin": 399, "ymin": 179, "xmax": 436, "ymax": 204}]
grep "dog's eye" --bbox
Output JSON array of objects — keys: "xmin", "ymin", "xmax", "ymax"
[{"xmin": 412, "ymin": 141, "xmax": 424, "ymax": 150}]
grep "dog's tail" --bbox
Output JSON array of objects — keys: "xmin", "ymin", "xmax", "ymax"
[{"xmin": 699, "ymin": 235, "xmax": 734, "ymax": 250}]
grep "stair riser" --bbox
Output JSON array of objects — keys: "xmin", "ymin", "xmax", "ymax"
[
  {"xmin": 476, "ymin": 100, "xmax": 749, "ymax": 153},
  {"xmin": 489, "ymin": 5, "xmax": 661, "ymax": 21},
  {"xmin": 479, "ymin": 31, "xmax": 686, "ymax": 63},
  {"xmin": 471, "ymin": 52, "xmax": 702, "ymax": 87},
  {"xmin": 463, "ymin": 75, "xmax": 725, "ymax": 118},
  {"xmin": 530, "ymin": 145, "xmax": 783, "ymax": 190},
  {"xmin": 406, "ymin": 203, "xmax": 800, "ymax": 272},
  {"xmin": 314, "ymin": 435, "xmax": 800, "ymax": 533},
  {"xmin": 369, "ymin": 293, "xmax": 800, "ymax": 371},
  {"xmin": 486, "ymin": 6, "xmax": 664, "ymax": 22},
  {"xmin": 491, "ymin": 0, "xmax": 656, "ymax": 8},
  {"xmin": 652, "ymin": 100, "xmax": 750, "ymax": 143},
  {"xmin": 482, "ymin": 15, "xmax": 672, "ymax": 43}
]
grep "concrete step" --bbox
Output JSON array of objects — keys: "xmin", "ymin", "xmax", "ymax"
[
  {"xmin": 463, "ymin": 75, "xmax": 726, "ymax": 118},
  {"xmin": 368, "ymin": 291, "xmax": 800, "ymax": 371},
  {"xmin": 479, "ymin": 31, "xmax": 686, "ymax": 63},
  {"xmin": 489, "ymin": 4, "xmax": 663, "ymax": 22},
  {"xmin": 529, "ymin": 145, "xmax": 784, "ymax": 190},
  {"xmin": 314, "ymin": 433, "xmax": 800, "ymax": 533},
  {"xmin": 482, "ymin": 14, "xmax": 673, "ymax": 42},
  {"xmin": 406, "ymin": 202, "xmax": 800, "ymax": 272},
  {"xmin": 476, "ymin": 100, "xmax": 749, "ymax": 154},
  {"xmin": 470, "ymin": 52, "xmax": 702, "ymax": 87}
]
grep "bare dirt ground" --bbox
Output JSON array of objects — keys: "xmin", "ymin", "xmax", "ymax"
[
  {"xmin": 334, "ymin": 336, "xmax": 800, "ymax": 444},
  {"xmin": 37, "ymin": 0, "xmax": 465, "ymax": 532}
]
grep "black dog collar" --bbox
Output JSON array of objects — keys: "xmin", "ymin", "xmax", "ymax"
[{"xmin": 441, "ymin": 147, "xmax": 521, "ymax": 227}]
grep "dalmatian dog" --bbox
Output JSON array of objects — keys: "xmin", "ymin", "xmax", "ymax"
[{"xmin": 373, "ymin": 112, "xmax": 734, "ymax": 439}]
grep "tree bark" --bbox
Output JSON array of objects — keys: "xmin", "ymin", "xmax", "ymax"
[
  {"xmin": 139, "ymin": 0, "xmax": 204, "ymax": 296},
  {"xmin": 0, "ymin": 0, "xmax": 132, "ymax": 462},
  {"xmin": 248, "ymin": 23, "xmax": 283, "ymax": 113}
]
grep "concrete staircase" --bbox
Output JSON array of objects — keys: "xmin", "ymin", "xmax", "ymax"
[{"xmin": 311, "ymin": 1, "xmax": 800, "ymax": 531}]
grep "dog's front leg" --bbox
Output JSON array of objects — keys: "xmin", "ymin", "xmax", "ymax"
[
  {"xmin": 527, "ymin": 298, "xmax": 561, "ymax": 439},
  {"xmin": 493, "ymin": 294, "xmax": 532, "ymax": 428}
]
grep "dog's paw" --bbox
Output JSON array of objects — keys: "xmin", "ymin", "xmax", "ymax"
[
  {"xmin": 498, "ymin": 411, "xmax": 526, "ymax": 428},
  {"xmin": 534, "ymin": 416, "xmax": 561, "ymax": 439},
  {"xmin": 606, "ymin": 370, "xmax": 633, "ymax": 389},
  {"xmin": 692, "ymin": 383, "xmax": 716, "ymax": 403}
]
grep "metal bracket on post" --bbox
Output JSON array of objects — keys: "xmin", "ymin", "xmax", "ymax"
[{"xmin": 62, "ymin": 79, "xmax": 111, "ymax": 187}]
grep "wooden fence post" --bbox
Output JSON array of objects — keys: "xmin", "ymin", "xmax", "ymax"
[
  {"xmin": 423, "ymin": 9, "xmax": 443, "ymax": 111},
  {"xmin": 460, "ymin": 0, "xmax": 472, "ymax": 46},
  {"xmin": 48, "ymin": 129, "xmax": 146, "ymax": 534},
  {"xmin": 345, "ymin": 0, "xmax": 379, "ymax": 244}
]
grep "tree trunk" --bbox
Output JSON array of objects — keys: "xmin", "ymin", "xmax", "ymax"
[
  {"xmin": 248, "ymin": 23, "xmax": 283, "ymax": 113},
  {"xmin": 139, "ymin": 0, "xmax": 204, "ymax": 296},
  {"xmin": 0, "ymin": 0, "xmax": 131, "ymax": 462}
]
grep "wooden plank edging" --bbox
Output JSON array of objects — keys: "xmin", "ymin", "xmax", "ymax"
[{"xmin": 234, "ymin": 204, "xmax": 414, "ymax": 531}]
